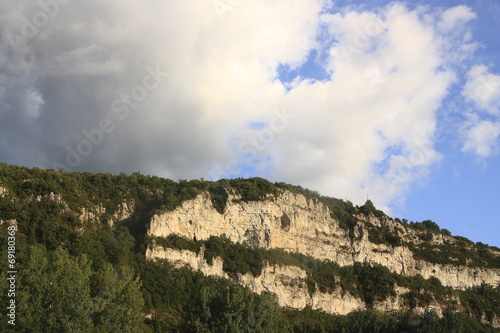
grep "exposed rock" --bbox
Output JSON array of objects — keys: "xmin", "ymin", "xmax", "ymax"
[
  {"xmin": 77, "ymin": 201, "xmax": 135, "ymax": 225},
  {"xmin": 147, "ymin": 245, "xmax": 365, "ymax": 315},
  {"xmin": 33, "ymin": 192, "xmax": 64, "ymax": 203},
  {"xmin": 147, "ymin": 246, "xmax": 228, "ymax": 279},
  {"xmin": 108, "ymin": 201, "xmax": 135, "ymax": 227},
  {"xmin": 147, "ymin": 191, "xmax": 500, "ymax": 290},
  {"xmin": 147, "ymin": 246, "xmax": 472, "ymax": 319},
  {"xmin": 78, "ymin": 204, "xmax": 106, "ymax": 223},
  {"xmin": 0, "ymin": 219, "xmax": 17, "ymax": 228},
  {"xmin": 114, "ymin": 201, "xmax": 134, "ymax": 221},
  {"xmin": 484, "ymin": 314, "xmax": 500, "ymax": 328},
  {"xmin": 0, "ymin": 186, "xmax": 8, "ymax": 197}
]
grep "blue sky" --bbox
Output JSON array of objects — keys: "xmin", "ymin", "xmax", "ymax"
[
  {"xmin": 1, "ymin": 0, "xmax": 499, "ymax": 246},
  {"xmin": 273, "ymin": 0, "xmax": 500, "ymax": 247}
]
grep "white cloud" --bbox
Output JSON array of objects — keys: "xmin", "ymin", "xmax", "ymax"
[
  {"xmin": 460, "ymin": 65, "xmax": 500, "ymax": 157},
  {"xmin": 462, "ymin": 118, "xmax": 500, "ymax": 157},
  {"xmin": 268, "ymin": 4, "xmax": 456, "ymax": 208},
  {"xmin": 0, "ymin": 1, "xmax": 486, "ymax": 211},
  {"xmin": 437, "ymin": 5, "xmax": 476, "ymax": 33},
  {"xmin": 462, "ymin": 65, "xmax": 500, "ymax": 114}
]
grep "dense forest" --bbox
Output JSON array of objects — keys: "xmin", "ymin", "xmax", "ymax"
[{"xmin": 0, "ymin": 163, "xmax": 499, "ymax": 332}]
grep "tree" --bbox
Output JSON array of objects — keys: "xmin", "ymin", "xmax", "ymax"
[
  {"xmin": 91, "ymin": 263, "xmax": 145, "ymax": 333},
  {"xmin": 18, "ymin": 245, "xmax": 145, "ymax": 332},
  {"xmin": 242, "ymin": 291, "xmax": 283, "ymax": 333},
  {"xmin": 422, "ymin": 220, "xmax": 440, "ymax": 232},
  {"xmin": 18, "ymin": 245, "xmax": 94, "ymax": 332},
  {"xmin": 359, "ymin": 200, "xmax": 384, "ymax": 218}
]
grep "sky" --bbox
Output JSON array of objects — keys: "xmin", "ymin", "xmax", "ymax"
[{"xmin": 1, "ymin": 0, "xmax": 499, "ymax": 246}]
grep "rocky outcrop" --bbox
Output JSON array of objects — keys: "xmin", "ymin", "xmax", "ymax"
[
  {"xmin": 33, "ymin": 192, "xmax": 64, "ymax": 203},
  {"xmin": 107, "ymin": 201, "xmax": 134, "ymax": 227},
  {"xmin": 0, "ymin": 186, "xmax": 8, "ymax": 197},
  {"xmin": 148, "ymin": 245, "xmax": 368, "ymax": 315},
  {"xmin": 147, "ymin": 190, "xmax": 500, "ymax": 290},
  {"xmin": 112, "ymin": 201, "xmax": 134, "ymax": 221},
  {"xmin": 0, "ymin": 219, "xmax": 17, "ymax": 228},
  {"xmin": 78, "ymin": 201, "xmax": 135, "ymax": 225},
  {"xmin": 78, "ymin": 205, "xmax": 106, "ymax": 223},
  {"xmin": 147, "ymin": 245, "xmax": 462, "ymax": 317}
]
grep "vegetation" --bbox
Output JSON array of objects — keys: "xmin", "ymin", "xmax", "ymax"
[
  {"xmin": 154, "ymin": 233, "xmax": 499, "ymax": 320},
  {"xmin": 365, "ymin": 223, "xmax": 402, "ymax": 247},
  {"xmin": 459, "ymin": 284, "xmax": 500, "ymax": 323},
  {"xmin": 359, "ymin": 199, "xmax": 385, "ymax": 218},
  {"xmin": 0, "ymin": 163, "xmax": 499, "ymax": 332},
  {"xmin": 408, "ymin": 239, "xmax": 500, "ymax": 268},
  {"xmin": 140, "ymin": 260, "xmax": 285, "ymax": 332},
  {"xmin": 285, "ymin": 307, "xmax": 499, "ymax": 333},
  {"xmin": 139, "ymin": 260, "xmax": 500, "ymax": 333},
  {"xmin": 227, "ymin": 177, "xmax": 280, "ymax": 202},
  {"xmin": 4, "ymin": 243, "xmax": 144, "ymax": 332},
  {"xmin": 408, "ymin": 219, "xmax": 450, "ymax": 235},
  {"xmin": 396, "ymin": 274, "xmax": 451, "ymax": 309}
]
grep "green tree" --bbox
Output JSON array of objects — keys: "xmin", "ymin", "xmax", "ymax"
[
  {"xmin": 92, "ymin": 263, "xmax": 145, "ymax": 333},
  {"xmin": 18, "ymin": 245, "xmax": 95, "ymax": 332},
  {"xmin": 241, "ymin": 291, "xmax": 283, "ymax": 333},
  {"xmin": 422, "ymin": 219, "xmax": 440, "ymax": 232}
]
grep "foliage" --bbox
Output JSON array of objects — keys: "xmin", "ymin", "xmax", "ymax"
[
  {"xmin": 408, "ymin": 219, "xmax": 453, "ymax": 237},
  {"xmin": 458, "ymin": 284, "xmax": 500, "ymax": 324},
  {"xmin": 421, "ymin": 219, "xmax": 441, "ymax": 232},
  {"xmin": 366, "ymin": 223, "xmax": 402, "ymax": 247},
  {"xmin": 15, "ymin": 244, "xmax": 144, "ymax": 332},
  {"xmin": 285, "ymin": 307, "xmax": 499, "ymax": 333},
  {"xmin": 207, "ymin": 184, "xmax": 228, "ymax": 214},
  {"xmin": 18, "ymin": 244, "xmax": 95, "ymax": 332},
  {"xmin": 408, "ymin": 239, "xmax": 500, "ymax": 268},
  {"xmin": 91, "ymin": 263, "xmax": 145, "ymax": 332},
  {"xmin": 153, "ymin": 234, "xmax": 201, "ymax": 254},
  {"xmin": 1, "ymin": 163, "xmax": 499, "ymax": 332},
  {"xmin": 228, "ymin": 177, "xmax": 280, "ymax": 202},
  {"xmin": 155, "ymin": 235, "xmax": 464, "ymax": 309},
  {"xmin": 352, "ymin": 262, "xmax": 397, "ymax": 307},
  {"xmin": 204, "ymin": 235, "xmax": 264, "ymax": 277},
  {"xmin": 140, "ymin": 261, "xmax": 285, "ymax": 333},
  {"xmin": 396, "ymin": 274, "xmax": 451, "ymax": 308},
  {"xmin": 359, "ymin": 199, "xmax": 385, "ymax": 218},
  {"xmin": 69, "ymin": 226, "xmax": 136, "ymax": 269}
]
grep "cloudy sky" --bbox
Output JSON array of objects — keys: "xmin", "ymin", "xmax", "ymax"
[{"xmin": 1, "ymin": 0, "xmax": 499, "ymax": 246}]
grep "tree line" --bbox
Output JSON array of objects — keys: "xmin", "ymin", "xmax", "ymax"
[{"xmin": 0, "ymin": 164, "xmax": 498, "ymax": 332}]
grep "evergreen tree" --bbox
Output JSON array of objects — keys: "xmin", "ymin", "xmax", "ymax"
[
  {"xmin": 92, "ymin": 263, "xmax": 144, "ymax": 332},
  {"xmin": 18, "ymin": 245, "xmax": 94, "ymax": 332}
]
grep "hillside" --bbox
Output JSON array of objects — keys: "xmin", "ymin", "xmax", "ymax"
[{"xmin": 0, "ymin": 163, "xmax": 499, "ymax": 332}]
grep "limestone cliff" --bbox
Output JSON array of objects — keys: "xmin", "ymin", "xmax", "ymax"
[
  {"xmin": 147, "ymin": 245, "xmax": 403, "ymax": 315},
  {"xmin": 146, "ymin": 244, "xmax": 456, "ymax": 318},
  {"xmin": 147, "ymin": 190, "xmax": 500, "ymax": 290}
]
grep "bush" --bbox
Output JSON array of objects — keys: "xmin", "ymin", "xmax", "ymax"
[
  {"xmin": 366, "ymin": 223, "xmax": 402, "ymax": 247},
  {"xmin": 154, "ymin": 234, "xmax": 201, "ymax": 254},
  {"xmin": 422, "ymin": 219, "xmax": 440, "ymax": 232},
  {"xmin": 359, "ymin": 200, "xmax": 385, "ymax": 218},
  {"xmin": 408, "ymin": 240, "xmax": 500, "ymax": 269}
]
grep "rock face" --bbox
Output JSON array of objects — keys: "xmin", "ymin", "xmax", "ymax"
[
  {"xmin": 0, "ymin": 186, "xmax": 8, "ymax": 197},
  {"xmin": 147, "ymin": 245, "xmax": 395, "ymax": 315},
  {"xmin": 147, "ymin": 190, "xmax": 500, "ymax": 291},
  {"xmin": 147, "ymin": 245, "xmax": 457, "ymax": 317}
]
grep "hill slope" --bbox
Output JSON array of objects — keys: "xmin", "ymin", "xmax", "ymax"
[{"xmin": 0, "ymin": 163, "xmax": 499, "ymax": 332}]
